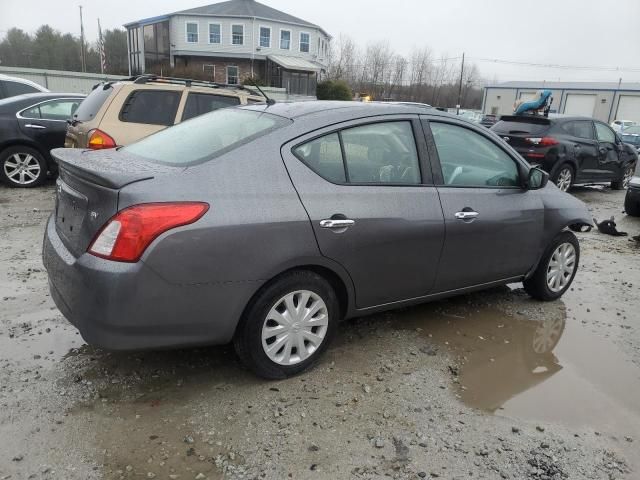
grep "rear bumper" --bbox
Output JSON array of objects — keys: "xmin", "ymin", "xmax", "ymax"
[{"xmin": 43, "ymin": 214, "xmax": 246, "ymax": 350}]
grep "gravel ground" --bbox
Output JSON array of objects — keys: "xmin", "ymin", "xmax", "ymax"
[{"xmin": 0, "ymin": 182, "xmax": 639, "ymax": 480}]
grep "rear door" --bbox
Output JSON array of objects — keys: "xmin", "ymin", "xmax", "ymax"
[
  {"xmin": 18, "ymin": 98, "xmax": 84, "ymax": 153},
  {"xmin": 594, "ymin": 121, "xmax": 623, "ymax": 179},
  {"xmin": 281, "ymin": 116, "xmax": 445, "ymax": 309},
  {"xmin": 559, "ymin": 120, "xmax": 600, "ymax": 180},
  {"xmin": 425, "ymin": 118, "xmax": 545, "ymax": 292}
]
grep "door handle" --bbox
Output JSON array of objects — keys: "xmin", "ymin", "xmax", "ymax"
[
  {"xmin": 320, "ymin": 219, "xmax": 355, "ymax": 229},
  {"xmin": 24, "ymin": 123, "xmax": 46, "ymax": 129},
  {"xmin": 454, "ymin": 211, "xmax": 479, "ymax": 220}
]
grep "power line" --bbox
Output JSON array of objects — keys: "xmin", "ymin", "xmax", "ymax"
[{"xmin": 469, "ymin": 56, "xmax": 640, "ymax": 73}]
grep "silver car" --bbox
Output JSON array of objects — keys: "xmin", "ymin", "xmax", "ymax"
[{"xmin": 43, "ymin": 102, "xmax": 592, "ymax": 379}]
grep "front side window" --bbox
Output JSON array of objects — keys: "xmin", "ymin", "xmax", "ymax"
[
  {"xmin": 124, "ymin": 109, "xmax": 291, "ymax": 166},
  {"xmin": 231, "ymin": 24, "xmax": 244, "ymax": 45},
  {"xmin": 182, "ymin": 93, "xmax": 241, "ymax": 121},
  {"xmin": 209, "ymin": 23, "xmax": 221, "ymax": 44},
  {"xmin": 22, "ymin": 99, "xmax": 82, "ymax": 121},
  {"xmin": 292, "ymin": 121, "xmax": 421, "ymax": 185},
  {"xmin": 595, "ymin": 122, "xmax": 616, "ymax": 143},
  {"xmin": 259, "ymin": 26, "xmax": 271, "ymax": 48},
  {"xmin": 186, "ymin": 22, "xmax": 199, "ymax": 43},
  {"xmin": 431, "ymin": 122, "xmax": 519, "ymax": 187},
  {"xmin": 299, "ymin": 32, "xmax": 310, "ymax": 53},
  {"xmin": 119, "ymin": 90, "xmax": 181, "ymax": 126},
  {"xmin": 227, "ymin": 66, "xmax": 239, "ymax": 85},
  {"xmin": 280, "ymin": 30, "xmax": 291, "ymax": 50}
]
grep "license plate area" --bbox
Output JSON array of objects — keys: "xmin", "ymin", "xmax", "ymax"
[{"xmin": 55, "ymin": 178, "xmax": 88, "ymax": 246}]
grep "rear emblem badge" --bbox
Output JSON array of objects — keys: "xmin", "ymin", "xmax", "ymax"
[{"xmin": 90, "ymin": 211, "xmax": 99, "ymax": 220}]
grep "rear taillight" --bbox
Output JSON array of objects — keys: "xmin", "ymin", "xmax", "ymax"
[
  {"xmin": 525, "ymin": 136, "xmax": 559, "ymax": 147},
  {"xmin": 87, "ymin": 129, "xmax": 116, "ymax": 150},
  {"xmin": 88, "ymin": 202, "xmax": 209, "ymax": 262}
]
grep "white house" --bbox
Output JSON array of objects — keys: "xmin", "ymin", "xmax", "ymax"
[{"xmin": 124, "ymin": 0, "xmax": 331, "ymax": 96}]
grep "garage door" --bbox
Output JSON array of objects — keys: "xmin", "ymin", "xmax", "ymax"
[
  {"xmin": 615, "ymin": 96, "xmax": 640, "ymax": 123},
  {"xmin": 564, "ymin": 94, "xmax": 597, "ymax": 116}
]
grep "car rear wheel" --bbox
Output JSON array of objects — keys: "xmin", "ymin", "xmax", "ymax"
[
  {"xmin": 523, "ymin": 231, "xmax": 580, "ymax": 301},
  {"xmin": 625, "ymin": 190, "xmax": 640, "ymax": 217},
  {"xmin": 552, "ymin": 164, "xmax": 573, "ymax": 192},
  {"xmin": 234, "ymin": 270, "xmax": 339, "ymax": 379},
  {"xmin": 0, "ymin": 146, "xmax": 47, "ymax": 188},
  {"xmin": 611, "ymin": 163, "xmax": 635, "ymax": 190}
]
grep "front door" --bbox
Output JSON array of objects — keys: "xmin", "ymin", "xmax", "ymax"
[
  {"xmin": 595, "ymin": 121, "xmax": 623, "ymax": 180},
  {"xmin": 281, "ymin": 117, "xmax": 445, "ymax": 309},
  {"xmin": 424, "ymin": 119, "xmax": 545, "ymax": 292}
]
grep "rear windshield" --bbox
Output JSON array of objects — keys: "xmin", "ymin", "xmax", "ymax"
[
  {"xmin": 123, "ymin": 108, "xmax": 291, "ymax": 166},
  {"xmin": 73, "ymin": 83, "xmax": 113, "ymax": 121},
  {"xmin": 492, "ymin": 119, "xmax": 549, "ymax": 135}
]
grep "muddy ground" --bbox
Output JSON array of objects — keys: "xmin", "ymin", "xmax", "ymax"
[{"xmin": 1, "ymin": 182, "xmax": 639, "ymax": 480}]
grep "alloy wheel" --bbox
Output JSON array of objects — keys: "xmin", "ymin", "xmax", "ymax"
[
  {"xmin": 546, "ymin": 243, "xmax": 576, "ymax": 293},
  {"xmin": 532, "ymin": 318, "xmax": 565, "ymax": 354},
  {"xmin": 261, "ymin": 290, "xmax": 329, "ymax": 366},
  {"xmin": 555, "ymin": 168, "xmax": 572, "ymax": 192},
  {"xmin": 623, "ymin": 165, "xmax": 634, "ymax": 189},
  {"xmin": 3, "ymin": 153, "xmax": 41, "ymax": 186}
]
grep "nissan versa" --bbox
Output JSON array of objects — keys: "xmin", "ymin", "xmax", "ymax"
[{"xmin": 43, "ymin": 102, "xmax": 592, "ymax": 379}]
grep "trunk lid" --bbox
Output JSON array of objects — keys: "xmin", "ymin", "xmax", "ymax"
[{"xmin": 52, "ymin": 148, "xmax": 177, "ymax": 256}]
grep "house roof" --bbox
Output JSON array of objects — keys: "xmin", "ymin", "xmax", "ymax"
[
  {"xmin": 169, "ymin": 0, "xmax": 330, "ymax": 37},
  {"xmin": 268, "ymin": 55, "xmax": 322, "ymax": 72},
  {"xmin": 486, "ymin": 81, "xmax": 640, "ymax": 92}
]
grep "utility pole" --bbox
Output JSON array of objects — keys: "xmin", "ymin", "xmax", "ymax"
[
  {"xmin": 456, "ymin": 52, "xmax": 465, "ymax": 115},
  {"xmin": 79, "ymin": 6, "xmax": 86, "ymax": 72}
]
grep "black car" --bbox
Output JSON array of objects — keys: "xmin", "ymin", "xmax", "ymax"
[
  {"xmin": 480, "ymin": 114, "xmax": 498, "ymax": 128},
  {"xmin": 625, "ymin": 161, "xmax": 640, "ymax": 217},
  {"xmin": 0, "ymin": 93, "xmax": 84, "ymax": 187},
  {"xmin": 620, "ymin": 125, "xmax": 640, "ymax": 155},
  {"xmin": 491, "ymin": 115, "xmax": 638, "ymax": 192}
]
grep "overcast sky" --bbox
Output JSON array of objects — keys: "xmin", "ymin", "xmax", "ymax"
[{"xmin": 1, "ymin": 0, "xmax": 639, "ymax": 83}]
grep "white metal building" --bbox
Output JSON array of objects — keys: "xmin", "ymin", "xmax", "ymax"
[{"xmin": 482, "ymin": 81, "xmax": 640, "ymax": 123}]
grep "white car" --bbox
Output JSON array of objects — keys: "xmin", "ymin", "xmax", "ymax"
[
  {"xmin": 0, "ymin": 74, "xmax": 49, "ymax": 100},
  {"xmin": 611, "ymin": 119, "xmax": 636, "ymax": 132}
]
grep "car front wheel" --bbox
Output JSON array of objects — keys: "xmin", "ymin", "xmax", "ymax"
[
  {"xmin": 0, "ymin": 146, "xmax": 47, "ymax": 188},
  {"xmin": 234, "ymin": 270, "xmax": 339, "ymax": 379},
  {"xmin": 523, "ymin": 231, "xmax": 580, "ymax": 301}
]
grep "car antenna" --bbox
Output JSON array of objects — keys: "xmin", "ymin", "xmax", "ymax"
[{"xmin": 246, "ymin": 78, "xmax": 275, "ymax": 106}]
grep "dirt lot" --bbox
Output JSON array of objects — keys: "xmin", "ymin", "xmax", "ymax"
[{"xmin": 1, "ymin": 182, "xmax": 639, "ymax": 480}]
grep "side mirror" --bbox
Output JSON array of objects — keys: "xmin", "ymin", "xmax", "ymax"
[{"xmin": 526, "ymin": 167, "xmax": 549, "ymax": 190}]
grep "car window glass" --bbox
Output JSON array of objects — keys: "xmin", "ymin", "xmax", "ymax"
[
  {"xmin": 341, "ymin": 121, "xmax": 421, "ymax": 184},
  {"xmin": 595, "ymin": 123, "xmax": 616, "ymax": 143},
  {"xmin": 73, "ymin": 84, "xmax": 112, "ymax": 121},
  {"xmin": 563, "ymin": 121, "xmax": 594, "ymax": 140},
  {"xmin": 182, "ymin": 93, "xmax": 241, "ymax": 121},
  {"xmin": 3, "ymin": 80, "xmax": 39, "ymax": 97},
  {"xmin": 35, "ymin": 100, "xmax": 82, "ymax": 121},
  {"xmin": 119, "ymin": 90, "xmax": 181, "ymax": 126},
  {"xmin": 431, "ymin": 122, "xmax": 519, "ymax": 187},
  {"xmin": 293, "ymin": 133, "xmax": 345, "ymax": 183},
  {"xmin": 21, "ymin": 104, "xmax": 41, "ymax": 119}
]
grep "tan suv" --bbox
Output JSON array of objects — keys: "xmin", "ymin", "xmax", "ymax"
[{"xmin": 65, "ymin": 75, "xmax": 264, "ymax": 149}]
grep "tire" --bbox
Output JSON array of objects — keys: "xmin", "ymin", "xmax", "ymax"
[
  {"xmin": 0, "ymin": 146, "xmax": 47, "ymax": 188},
  {"xmin": 551, "ymin": 164, "xmax": 574, "ymax": 192},
  {"xmin": 625, "ymin": 190, "xmax": 640, "ymax": 217},
  {"xmin": 233, "ymin": 270, "xmax": 339, "ymax": 379},
  {"xmin": 524, "ymin": 231, "xmax": 580, "ymax": 301},
  {"xmin": 611, "ymin": 163, "xmax": 635, "ymax": 190}
]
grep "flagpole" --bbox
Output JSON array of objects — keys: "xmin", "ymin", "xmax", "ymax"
[
  {"xmin": 79, "ymin": 6, "xmax": 86, "ymax": 72},
  {"xmin": 97, "ymin": 18, "xmax": 105, "ymax": 74}
]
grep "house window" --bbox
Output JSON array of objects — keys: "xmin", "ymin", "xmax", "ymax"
[
  {"xmin": 227, "ymin": 66, "xmax": 239, "ymax": 84},
  {"xmin": 299, "ymin": 32, "xmax": 310, "ymax": 53},
  {"xmin": 186, "ymin": 22, "xmax": 198, "ymax": 43},
  {"xmin": 209, "ymin": 23, "xmax": 221, "ymax": 44},
  {"xmin": 280, "ymin": 30, "xmax": 291, "ymax": 50},
  {"xmin": 231, "ymin": 24, "xmax": 244, "ymax": 45},
  {"xmin": 259, "ymin": 26, "xmax": 271, "ymax": 48}
]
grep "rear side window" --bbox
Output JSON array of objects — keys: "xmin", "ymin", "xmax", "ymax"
[
  {"xmin": 293, "ymin": 121, "xmax": 421, "ymax": 185},
  {"xmin": 182, "ymin": 93, "xmax": 240, "ymax": 121},
  {"xmin": 73, "ymin": 84, "xmax": 113, "ymax": 121},
  {"xmin": 119, "ymin": 90, "xmax": 181, "ymax": 126},
  {"xmin": 492, "ymin": 120, "xmax": 549, "ymax": 135},
  {"xmin": 561, "ymin": 121, "xmax": 594, "ymax": 140},
  {"xmin": 3, "ymin": 80, "xmax": 39, "ymax": 97},
  {"xmin": 22, "ymin": 99, "xmax": 82, "ymax": 121},
  {"xmin": 123, "ymin": 108, "xmax": 291, "ymax": 166}
]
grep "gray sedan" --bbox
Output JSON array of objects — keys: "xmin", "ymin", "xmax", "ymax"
[{"xmin": 43, "ymin": 102, "xmax": 592, "ymax": 379}]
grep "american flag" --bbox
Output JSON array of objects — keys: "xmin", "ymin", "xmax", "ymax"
[{"xmin": 98, "ymin": 19, "xmax": 106, "ymax": 74}]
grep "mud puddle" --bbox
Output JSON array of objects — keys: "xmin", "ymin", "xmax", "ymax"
[{"xmin": 400, "ymin": 290, "xmax": 640, "ymax": 438}]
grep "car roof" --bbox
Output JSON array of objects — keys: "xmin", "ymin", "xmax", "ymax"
[
  {"xmin": 0, "ymin": 92, "xmax": 85, "ymax": 113},
  {"xmin": 241, "ymin": 100, "xmax": 461, "ymax": 122},
  {"xmin": 0, "ymin": 74, "xmax": 49, "ymax": 91}
]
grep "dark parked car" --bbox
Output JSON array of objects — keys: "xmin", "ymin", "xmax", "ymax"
[
  {"xmin": 620, "ymin": 125, "xmax": 640, "ymax": 154},
  {"xmin": 0, "ymin": 74, "xmax": 49, "ymax": 99},
  {"xmin": 0, "ymin": 93, "xmax": 84, "ymax": 187},
  {"xmin": 491, "ymin": 115, "xmax": 638, "ymax": 192},
  {"xmin": 625, "ymin": 161, "xmax": 640, "ymax": 216},
  {"xmin": 44, "ymin": 102, "xmax": 592, "ymax": 379},
  {"xmin": 480, "ymin": 114, "xmax": 498, "ymax": 128}
]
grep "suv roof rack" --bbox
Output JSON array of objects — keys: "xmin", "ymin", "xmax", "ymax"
[{"xmin": 125, "ymin": 74, "xmax": 252, "ymax": 92}]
